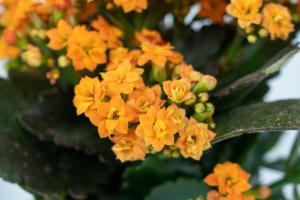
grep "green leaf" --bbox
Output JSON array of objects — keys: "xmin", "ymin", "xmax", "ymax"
[
  {"xmin": 0, "ymin": 79, "xmax": 113, "ymax": 198},
  {"xmin": 214, "ymin": 100, "xmax": 300, "ymax": 143},
  {"xmin": 122, "ymin": 155, "xmax": 202, "ymax": 199},
  {"xmin": 214, "ymin": 46, "xmax": 299, "ymax": 98},
  {"xmin": 145, "ymin": 178, "xmax": 209, "ymax": 200},
  {"xmin": 19, "ymin": 89, "xmax": 115, "ymax": 164}
]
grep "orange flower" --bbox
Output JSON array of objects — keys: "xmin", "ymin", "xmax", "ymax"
[
  {"xmin": 101, "ymin": 61, "xmax": 144, "ymax": 94},
  {"xmin": 176, "ymin": 118, "xmax": 215, "ymax": 160},
  {"xmin": 47, "ymin": 20, "xmax": 73, "ymax": 50},
  {"xmin": 0, "ymin": 0, "xmax": 33, "ymax": 29},
  {"xmin": 127, "ymin": 85, "xmax": 164, "ymax": 122},
  {"xmin": 134, "ymin": 29, "xmax": 164, "ymax": 45},
  {"xmin": 92, "ymin": 16, "xmax": 123, "ymax": 49},
  {"xmin": 204, "ymin": 162, "xmax": 252, "ymax": 196},
  {"xmin": 226, "ymin": 0, "xmax": 262, "ymax": 28},
  {"xmin": 113, "ymin": 0, "xmax": 148, "ymax": 13},
  {"xmin": 163, "ymin": 79, "xmax": 195, "ymax": 104},
  {"xmin": 73, "ymin": 76, "xmax": 105, "ymax": 116},
  {"xmin": 0, "ymin": 36, "xmax": 19, "ymax": 59},
  {"xmin": 107, "ymin": 47, "xmax": 142, "ymax": 71},
  {"xmin": 136, "ymin": 106, "xmax": 178, "ymax": 151},
  {"xmin": 262, "ymin": 3, "xmax": 294, "ymax": 40},
  {"xmin": 174, "ymin": 63, "xmax": 203, "ymax": 83},
  {"xmin": 199, "ymin": 0, "xmax": 226, "ymax": 24},
  {"xmin": 67, "ymin": 25, "xmax": 107, "ymax": 71},
  {"xmin": 94, "ymin": 96, "xmax": 130, "ymax": 138},
  {"xmin": 165, "ymin": 104, "xmax": 187, "ymax": 132},
  {"xmin": 138, "ymin": 43, "xmax": 183, "ymax": 67},
  {"xmin": 111, "ymin": 129, "xmax": 148, "ymax": 162}
]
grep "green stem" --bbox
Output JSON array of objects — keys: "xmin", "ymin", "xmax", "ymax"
[
  {"xmin": 225, "ymin": 30, "xmax": 244, "ymax": 63},
  {"xmin": 286, "ymin": 132, "xmax": 300, "ymax": 170}
]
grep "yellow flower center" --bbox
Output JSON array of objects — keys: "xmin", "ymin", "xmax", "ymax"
[
  {"xmin": 170, "ymin": 86, "xmax": 186, "ymax": 101},
  {"xmin": 137, "ymin": 97, "xmax": 152, "ymax": 112},
  {"xmin": 153, "ymin": 119, "xmax": 168, "ymax": 138},
  {"xmin": 273, "ymin": 14, "xmax": 283, "ymax": 23}
]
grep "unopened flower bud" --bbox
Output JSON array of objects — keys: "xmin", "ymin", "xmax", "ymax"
[
  {"xmin": 194, "ymin": 103, "xmax": 205, "ymax": 114},
  {"xmin": 247, "ymin": 34, "xmax": 257, "ymax": 43},
  {"xmin": 3, "ymin": 29, "xmax": 18, "ymax": 45},
  {"xmin": 184, "ymin": 94, "xmax": 196, "ymax": 105},
  {"xmin": 163, "ymin": 149, "xmax": 171, "ymax": 157},
  {"xmin": 151, "ymin": 65, "xmax": 167, "ymax": 83},
  {"xmin": 46, "ymin": 69, "xmax": 60, "ymax": 85},
  {"xmin": 38, "ymin": 30, "xmax": 47, "ymax": 40},
  {"xmin": 30, "ymin": 29, "xmax": 38, "ymax": 37},
  {"xmin": 193, "ymin": 75, "xmax": 217, "ymax": 93},
  {"xmin": 58, "ymin": 56, "xmax": 70, "ymax": 68},
  {"xmin": 172, "ymin": 151, "xmax": 180, "ymax": 158},
  {"xmin": 22, "ymin": 45, "xmax": 42, "ymax": 67},
  {"xmin": 205, "ymin": 102, "xmax": 215, "ymax": 113},
  {"xmin": 198, "ymin": 92, "xmax": 209, "ymax": 103},
  {"xmin": 47, "ymin": 58, "xmax": 55, "ymax": 67},
  {"xmin": 193, "ymin": 112, "xmax": 212, "ymax": 122},
  {"xmin": 258, "ymin": 186, "xmax": 272, "ymax": 199},
  {"xmin": 258, "ymin": 28, "xmax": 268, "ymax": 38}
]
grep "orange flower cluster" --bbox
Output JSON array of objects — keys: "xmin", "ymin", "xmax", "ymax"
[
  {"xmin": 0, "ymin": 0, "xmax": 76, "ymax": 59},
  {"xmin": 47, "ymin": 16, "xmax": 123, "ymax": 71},
  {"xmin": 204, "ymin": 162, "xmax": 255, "ymax": 200},
  {"xmin": 226, "ymin": 0, "xmax": 294, "ymax": 40},
  {"xmin": 73, "ymin": 28, "xmax": 217, "ymax": 162}
]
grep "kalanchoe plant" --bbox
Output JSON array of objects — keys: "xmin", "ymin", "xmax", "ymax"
[{"xmin": 0, "ymin": 0, "xmax": 300, "ymax": 199}]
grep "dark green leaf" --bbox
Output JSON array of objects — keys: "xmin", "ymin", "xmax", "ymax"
[
  {"xmin": 214, "ymin": 100, "xmax": 300, "ymax": 143},
  {"xmin": 214, "ymin": 46, "xmax": 299, "ymax": 98},
  {"xmin": 145, "ymin": 178, "xmax": 208, "ymax": 200},
  {"xmin": 19, "ymin": 89, "xmax": 115, "ymax": 164},
  {"xmin": 122, "ymin": 155, "xmax": 202, "ymax": 199},
  {"xmin": 0, "ymin": 79, "xmax": 113, "ymax": 198}
]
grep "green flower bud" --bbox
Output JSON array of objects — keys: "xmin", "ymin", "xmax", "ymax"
[
  {"xmin": 205, "ymin": 102, "xmax": 215, "ymax": 113},
  {"xmin": 198, "ymin": 92, "xmax": 209, "ymax": 103},
  {"xmin": 192, "ymin": 75, "xmax": 217, "ymax": 94},
  {"xmin": 151, "ymin": 65, "xmax": 167, "ymax": 83},
  {"xmin": 194, "ymin": 103, "xmax": 205, "ymax": 114}
]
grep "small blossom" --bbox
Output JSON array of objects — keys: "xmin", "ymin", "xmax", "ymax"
[
  {"xmin": 138, "ymin": 43, "xmax": 183, "ymax": 67},
  {"xmin": 136, "ymin": 106, "xmax": 177, "ymax": 151},
  {"xmin": 262, "ymin": 3, "xmax": 294, "ymax": 40},
  {"xmin": 107, "ymin": 47, "xmax": 142, "ymax": 71},
  {"xmin": 113, "ymin": 0, "xmax": 148, "ymax": 13},
  {"xmin": 199, "ymin": 0, "xmax": 226, "ymax": 24},
  {"xmin": 95, "ymin": 96, "xmax": 130, "ymax": 138},
  {"xmin": 134, "ymin": 29, "xmax": 164, "ymax": 45},
  {"xmin": 73, "ymin": 76, "xmax": 104, "ymax": 116},
  {"xmin": 163, "ymin": 79, "xmax": 195, "ymax": 104},
  {"xmin": 176, "ymin": 118, "xmax": 215, "ymax": 160},
  {"xmin": 22, "ymin": 45, "xmax": 42, "ymax": 67},
  {"xmin": 92, "ymin": 16, "xmax": 123, "ymax": 49},
  {"xmin": 101, "ymin": 61, "xmax": 144, "ymax": 94},
  {"xmin": 111, "ymin": 129, "xmax": 148, "ymax": 162},
  {"xmin": 226, "ymin": 0, "xmax": 262, "ymax": 28},
  {"xmin": 67, "ymin": 25, "xmax": 107, "ymax": 71},
  {"xmin": 47, "ymin": 20, "xmax": 73, "ymax": 50},
  {"xmin": 174, "ymin": 63, "xmax": 203, "ymax": 83},
  {"xmin": 127, "ymin": 85, "xmax": 164, "ymax": 122},
  {"xmin": 165, "ymin": 104, "xmax": 187, "ymax": 132},
  {"xmin": 3, "ymin": 29, "xmax": 18, "ymax": 45},
  {"xmin": 204, "ymin": 162, "xmax": 252, "ymax": 196}
]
